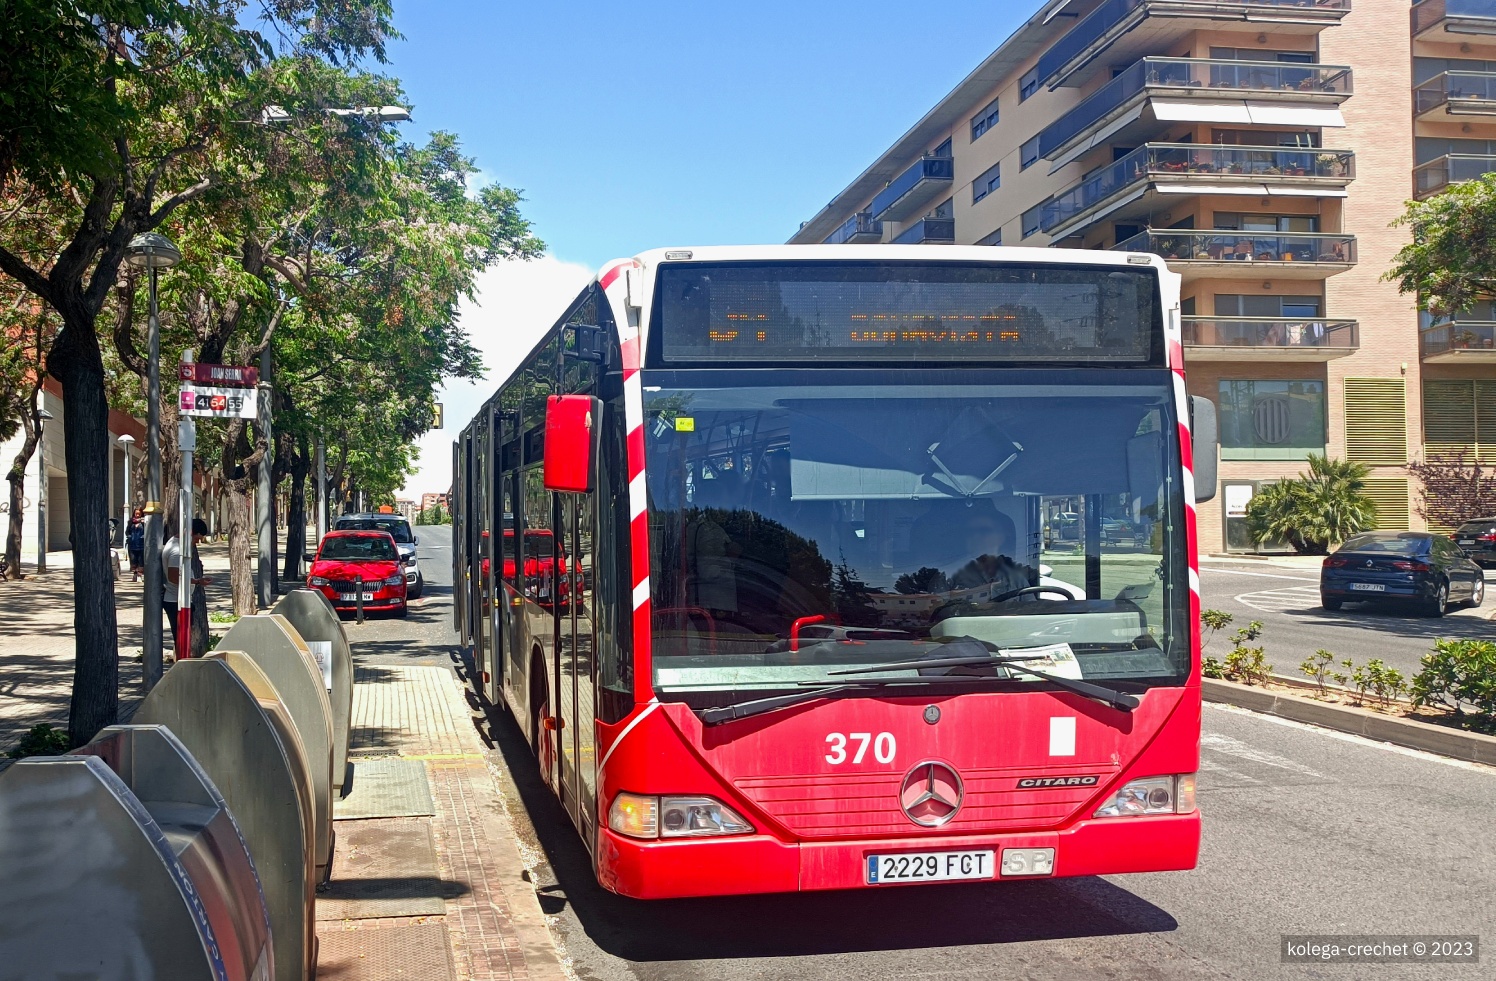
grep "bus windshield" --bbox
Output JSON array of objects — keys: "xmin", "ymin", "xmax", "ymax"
[{"xmin": 643, "ymin": 371, "xmax": 1189, "ymax": 700}]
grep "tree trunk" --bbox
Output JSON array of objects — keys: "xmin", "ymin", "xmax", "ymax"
[
  {"xmin": 283, "ymin": 438, "xmax": 309, "ymax": 583},
  {"xmin": 225, "ymin": 477, "xmax": 256, "ymax": 615},
  {"xmin": 49, "ymin": 329, "xmax": 119, "ymax": 747},
  {"xmin": 3, "ymin": 411, "xmax": 39, "ymax": 579}
]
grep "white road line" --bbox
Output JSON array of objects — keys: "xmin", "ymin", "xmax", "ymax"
[
  {"xmin": 1205, "ymin": 702, "xmax": 1496, "ymax": 776},
  {"xmin": 1198, "ymin": 758, "xmax": 1263, "ymax": 784},
  {"xmin": 1232, "ymin": 585, "xmax": 1322, "ymax": 613},
  {"xmin": 1202, "ymin": 567, "xmax": 1319, "ymax": 582},
  {"xmin": 1201, "ymin": 732, "xmax": 1325, "ymax": 778}
]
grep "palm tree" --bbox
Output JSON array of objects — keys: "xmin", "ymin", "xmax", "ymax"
[{"xmin": 1246, "ymin": 455, "xmax": 1377, "ymax": 555}]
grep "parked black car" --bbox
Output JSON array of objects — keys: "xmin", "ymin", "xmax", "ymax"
[
  {"xmin": 1321, "ymin": 531, "xmax": 1485, "ymax": 617},
  {"xmin": 1450, "ymin": 516, "xmax": 1496, "ymax": 567}
]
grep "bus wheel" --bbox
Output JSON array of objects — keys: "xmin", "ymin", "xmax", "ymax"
[{"xmin": 529, "ymin": 650, "xmax": 552, "ymax": 774}]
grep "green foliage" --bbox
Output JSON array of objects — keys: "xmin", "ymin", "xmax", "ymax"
[
  {"xmin": 895, "ymin": 567, "xmax": 950, "ymax": 595},
  {"xmin": 416, "ymin": 503, "xmax": 449, "ymax": 525},
  {"xmin": 1199, "ymin": 608, "xmax": 1233, "ymax": 649},
  {"xmin": 1347, "ymin": 658, "xmax": 1407, "ymax": 709},
  {"xmin": 207, "ymin": 610, "xmax": 239, "ymax": 624},
  {"xmin": 1201, "ymin": 656, "xmax": 1225, "ymax": 680},
  {"xmin": 6, "ymin": 723, "xmax": 71, "ymax": 759},
  {"xmin": 1244, "ymin": 454, "xmax": 1376, "ymax": 555},
  {"xmin": 1386, "ymin": 173, "xmax": 1496, "ymax": 319},
  {"xmin": 1410, "ymin": 639, "xmax": 1496, "ymax": 731},
  {"xmin": 1298, "ymin": 648, "xmax": 1337, "ymax": 695},
  {"xmin": 1220, "ymin": 620, "xmax": 1270, "ymax": 686}
]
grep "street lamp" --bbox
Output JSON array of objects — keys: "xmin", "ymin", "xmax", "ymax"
[
  {"xmin": 35, "ymin": 407, "xmax": 53, "ymax": 574},
  {"xmin": 117, "ymin": 433, "xmax": 136, "ymax": 547},
  {"xmin": 126, "ymin": 231, "xmax": 181, "ymax": 690}
]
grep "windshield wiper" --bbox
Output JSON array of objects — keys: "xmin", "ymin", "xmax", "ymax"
[
  {"xmin": 829, "ymin": 654, "xmax": 1140, "ymax": 712},
  {"xmin": 697, "ymin": 684, "xmax": 879, "ymax": 725}
]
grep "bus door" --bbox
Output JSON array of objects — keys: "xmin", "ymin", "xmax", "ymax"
[
  {"xmin": 472, "ymin": 417, "xmax": 489, "ymax": 680},
  {"xmin": 554, "ymin": 490, "xmax": 598, "ymax": 839},
  {"xmin": 485, "ymin": 409, "xmax": 504, "ymax": 705},
  {"xmin": 452, "ymin": 438, "xmax": 466, "ymax": 638}
]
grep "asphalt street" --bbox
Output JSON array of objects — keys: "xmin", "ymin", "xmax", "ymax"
[
  {"xmin": 1199, "ymin": 562, "xmax": 1496, "ymax": 681},
  {"xmin": 391, "ymin": 527, "xmax": 1495, "ymax": 981}
]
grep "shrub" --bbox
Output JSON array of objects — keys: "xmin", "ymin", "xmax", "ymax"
[
  {"xmin": 6, "ymin": 724, "xmax": 71, "ymax": 759},
  {"xmin": 1347, "ymin": 658, "xmax": 1407, "ymax": 709},
  {"xmin": 1410, "ymin": 639, "xmax": 1496, "ymax": 731},
  {"xmin": 1298, "ymin": 649, "xmax": 1337, "ymax": 695},
  {"xmin": 208, "ymin": 611, "xmax": 240, "ymax": 624},
  {"xmin": 1200, "ymin": 609, "xmax": 1233, "ymax": 650},
  {"xmin": 1245, "ymin": 454, "xmax": 1377, "ymax": 555}
]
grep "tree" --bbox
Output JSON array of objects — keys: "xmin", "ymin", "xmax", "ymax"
[
  {"xmin": 1245, "ymin": 454, "xmax": 1377, "ymax": 555},
  {"xmin": 2, "ymin": 305, "xmax": 56, "ymax": 579},
  {"xmin": 1407, "ymin": 451, "xmax": 1496, "ymax": 529},
  {"xmin": 1386, "ymin": 174, "xmax": 1496, "ymax": 319},
  {"xmin": 894, "ymin": 566, "xmax": 949, "ymax": 595},
  {"xmin": 0, "ymin": 1, "xmax": 401, "ymax": 745}
]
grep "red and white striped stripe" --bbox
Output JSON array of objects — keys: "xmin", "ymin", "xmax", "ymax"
[{"xmin": 1167, "ymin": 332, "xmax": 1203, "ymax": 659}]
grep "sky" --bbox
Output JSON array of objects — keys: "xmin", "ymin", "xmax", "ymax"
[{"xmin": 392, "ymin": 1, "xmax": 1028, "ymax": 497}]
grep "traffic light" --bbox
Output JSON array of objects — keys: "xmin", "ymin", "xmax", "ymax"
[{"xmin": 432, "ymin": 402, "xmax": 444, "ymax": 429}]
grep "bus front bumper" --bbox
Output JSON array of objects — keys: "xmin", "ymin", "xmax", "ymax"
[{"xmin": 596, "ymin": 811, "xmax": 1200, "ymax": 899}]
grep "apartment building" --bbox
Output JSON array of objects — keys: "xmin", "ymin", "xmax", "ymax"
[{"xmin": 792, "ymin": 0, "xmax": 1495, "ymax": 553}]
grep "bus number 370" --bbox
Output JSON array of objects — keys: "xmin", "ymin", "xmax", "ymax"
[{"xmin": 826, "ymin": 732, "xmax": 897, "ymax": 765}]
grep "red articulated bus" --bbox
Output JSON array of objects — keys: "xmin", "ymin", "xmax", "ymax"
[{"xmin": 452, "ymin": 246, "xmax": 1217, "ymax": 899}]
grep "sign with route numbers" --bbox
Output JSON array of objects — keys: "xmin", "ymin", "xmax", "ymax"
[{"xmin": 179, "ymin": 385, "xmax": 258, "ymax": 419}]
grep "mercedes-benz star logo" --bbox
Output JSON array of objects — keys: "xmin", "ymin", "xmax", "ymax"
[{"xmin": 900, "ymin": 761, "xmax": 964, "ymax": 827}]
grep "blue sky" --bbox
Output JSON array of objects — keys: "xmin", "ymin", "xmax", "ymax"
[
  {"xmin": 391, "ymin": 1, "xmax": 1030, "ymax": 495},
  {"xmin": 388, "ymin": 1, "xmax": 1026, "ymax": 269}
]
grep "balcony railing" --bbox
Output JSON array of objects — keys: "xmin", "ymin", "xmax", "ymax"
[
  {"xmin": 1414, "ymin": 153, "xmax": 1496, "ymax": 197},
  {"xmin": 1414, "ymin": 71, "xmax": 1496, "ymax": 115},
  {"xmin": 870, "ymin": 156, "xmax": 955, "ymax": 221},
  {"xmin": 1041, "ymin": 143, "xmax": 1354, "ymax": 233},
  {"xmin": 1114, "ymin": 229, "xmax": 1357, "ymax": 264},
  {"xmin": 824, "ymin": 212, "xmax": 884, "ymax": 245},
  {"xmin": 1421, "ymin": 321, "xmax": 1496, "ymax": 356},
  {"xmin": 891, "ymin": 217, "xmax": 956, "ymax": 245},
  {"xmin": 1038, "ymin": 0, "xmax": 1351, "ymax": 86},
  {"xmin": 1038, "ymin": 58, "xmax": 1353, "ymax": 160},
  {"xmin": 1183, "ymin": 316, "xmax": 1359, "ymax": 351},
  {"xmin": 1412, "ymin": 0, "xmax": 1496, "ymax": 37}
]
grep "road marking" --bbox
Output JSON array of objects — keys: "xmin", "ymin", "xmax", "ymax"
[
  {"xmin": 1205, "ymin": 702, "xmax": 1496, "ymax": 776},
  {"xmin": 1198, "ymin": 758, "xmax": 1263, "ymax": 784},
  {"xmin": 1203, "ymin": 567, "xmax": 1319, "ymax": 582},
  {"xmin": 1201, "ymin": 732, "xmax": 1325, "ymax": 778},
  {"xmin": 1232, "ymin": 585, "xmax": 1323, "ymax": 613}
]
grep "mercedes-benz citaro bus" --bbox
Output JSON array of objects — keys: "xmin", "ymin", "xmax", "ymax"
[{"xmin": 452, "ymin": 246, "xmax": 1217, "ymax": 899}]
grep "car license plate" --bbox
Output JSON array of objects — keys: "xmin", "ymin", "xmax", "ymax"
[
  {"xmin": 866, "ymin": 850, "xmax": 995, "ymax": 884},
  {"xmin": 1350, "ymin": 583, "xmax": 1386, "ymax": 592},
  {"xmin": 1460, "ymin": 540, "xmax": 1476, "ymax": 546},
  {"xmin": 339, "ymin": 592, "xmax": 376, "ymax": 601}
]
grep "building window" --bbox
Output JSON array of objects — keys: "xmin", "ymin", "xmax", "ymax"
[
  {"xmin": 933, "ymin": 197, "xmax": 954, "ymax": 219},
  {"xmin": 1218, "ymin": 380, "xmax": 1327, "ymax": 460},
  {"xmin": 1213, "ymin": 213, "xmax": 1319, "ymax": 233},
  {"xmin": 971, "ymin": 98, "xmax": 999, "ymax": 141},
  {"xmin": 1212, "ymin": 129, "xmax": 1319, "ymax": 148},
  {"xmin": 933, "ymin": 137, "xmax": 953, "ymax": 158},
  {"xmin": 1022, "ymin": 204, "xmax": 1042, "ymax": 238},
  {"xmin": 1020, "ymin": 67, "xmax": 1039, "ymax": 101},
  {"xmin": 1215, "ymin": 294, "xmax": 1323, "ymax": 318},
  {"xmin": 1020, "ymin": 136, "xmax": 1040, "ymax": 170},
  {"xmin": 972, "ymin": 162, "xmax": 1001, "ymax": 203},
  {"xmin": 976, "ymin": 227, "xmax": 1003, "ymax": 246}
]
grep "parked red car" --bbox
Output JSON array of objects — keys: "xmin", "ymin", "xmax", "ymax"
[{"xmin": 308, "ymin": 530, "xmax": 408, "ymax": 617}]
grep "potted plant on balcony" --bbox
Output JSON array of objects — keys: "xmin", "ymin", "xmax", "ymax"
[
  {"xmin": 1454, "ymin": 329, "xmax": 1479, "ymax": 349},
  {"xmin": 1317, "ymin": 152, "xmax": 1345, "ymax": 176}
]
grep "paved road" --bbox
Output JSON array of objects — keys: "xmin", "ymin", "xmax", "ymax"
[
  {"xmin": 408, "ymin": 528, "xmax": 1495, "ymax": 981},
  {"xmin": 336, "ymin": 523, "xmax": 455, "ymax": 667},
  {"xmin": 1199, "ymin": 562, "xmax": 1496, "ymax": 681}
]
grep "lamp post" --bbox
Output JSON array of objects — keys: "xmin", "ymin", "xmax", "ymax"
[
  {"xmin": 117, "ymin": 434, "xmax": 135, "ymax": 545},
  {"xmin": 125, "ymin": 231, "xmax": 181, "ymax": 690},
  {"xmin": 35, "ymin": 407, "xmax": 53, "ymax": 574}
]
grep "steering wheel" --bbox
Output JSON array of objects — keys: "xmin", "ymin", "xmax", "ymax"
[{"xmin": 987, "ymin": 585, "xmax": 1077, "ymax": 603}]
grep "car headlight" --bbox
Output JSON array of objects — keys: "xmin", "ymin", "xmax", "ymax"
[
  {"xmin": 607, "ymin": 792, "xmax": 753, "ymax": 839},
  {"xmin": 1093, "ymin": 774, "xmax": 1195, "ymax": 818},
  {"xmin": 384, "ymin": 573, "xmax": 405, "ymax": 586},
  {"xmin": 309, "ymin": 576, "xmax": 329, "ymax": 586}
]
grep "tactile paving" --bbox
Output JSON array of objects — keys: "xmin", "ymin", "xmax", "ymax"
[
  {"xmin": 317, "ymin": 818, "xmax": 447, "ymax": 920},
  {"xmin": 335, "ymin": 759, "xmax": 435, "ymax": 820},
  {"xmin": 315, "ymin": 921, "xmax": 454, "ymax": 979}
]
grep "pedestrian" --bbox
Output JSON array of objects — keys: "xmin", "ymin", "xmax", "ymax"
[
  {"xmin": 125, "ymin": 508, "xmax": 145, "ymax": 581},
  {"xmin": 163, "ymin": 517, "xmax": 212, "ymax": 657}
]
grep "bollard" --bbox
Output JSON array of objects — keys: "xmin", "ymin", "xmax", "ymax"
[
  {"xmin": 134, "ymin": 653, "xmax": 317, "ymax": 981},
  {"xmin": 215, "ymin": 614, "xmax": 335, "ymax": 886},
  {"xmin": 355, "ymin": 573, "xmax": 365, "ymax": 624},
  {"xmin": 273, "ymin": 588, "xmax": 355, "ymax": 798},
  {"xmin": 0, "ymin": 725, "xmax": 274, "ymax": 980}
]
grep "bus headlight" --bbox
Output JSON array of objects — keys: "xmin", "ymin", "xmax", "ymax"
[
  {"xmin": 1093, "ymin": 774, "xmax": 1196, "ymax": 817},
  {"xmin": 608, "ymin": 793, "xmax": 753, "ymax": 839}
]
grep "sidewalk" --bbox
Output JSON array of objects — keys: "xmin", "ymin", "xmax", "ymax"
[{"xmin": 0, "ymin": 549, "xmax": 564, "ymax": 981}]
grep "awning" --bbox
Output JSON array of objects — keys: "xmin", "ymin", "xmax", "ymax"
[
  {"xmin": 1150, "ymin": 99, "xmax": 1253, "ymax": 124},
  {"xmin": 1048, "ymin": 105, "xmax": 1146, "ymax": 173},
  {"xmin": 1245, "ymin": 103, "xmax": 1346, "ymax": 127},
  {"xmin": 1151, "ymin": 183, "xmax": 1350, "ymax": 198},
  {"xmin": 1048, "ymin": 184, "xmax": 1150, "ymax": 236}
]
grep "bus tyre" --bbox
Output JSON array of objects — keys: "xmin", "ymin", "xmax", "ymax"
[
  {"xmin": 1321, "ymin": 594, "xmax": 1341, "ymax": 611},
  {"xmin": 529, "ymin": 652, "xmax": 551, "ymax": 770}
]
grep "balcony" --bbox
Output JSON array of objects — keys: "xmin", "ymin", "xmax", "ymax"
[
  {"xmin": 1413, "ymin": 153, "xmax": 1496, "ymax": 198},
  {"xmin": 1412, "ymin": 0, "xmax": 1496, "ymax": 40},
  {"xmin": 870, "ymin": 156, "xmax": 955, "ymax": 222},
  {"xmin": 1037, "ymin": 57, "xmax": 1353, "ymax": 167},
  {"xmin": 1421, "ymin": 321, "xmax": 1496, "ymax": 361},
  {"xmin": 1040, "ymin": 143, "xmax": 1354, "ymax": 238},
  {"xmin": 891, "ymin": 217, "xmax": 956, "ymax": 245},
  {"xmin": 1414, "ymin": 71, "xmax": 1496, "ymax": 120},
  {"xmin": 1182, "ymin": 316, "xmax": 1359, "ymax": 361},
  {"xmin": 1114, "ymin": 229, "xmax": 1357, "ymax": 280},
  {"xmin": 824, "ymin": 212, "xmax": 884, "ymax": 245},
  {"xmin": 1039, "ymin": 0, "xmax": 1351, "ymax": 91}
]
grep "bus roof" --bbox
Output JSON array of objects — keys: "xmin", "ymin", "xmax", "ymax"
[{"xmin": 600, "ymin": 244, "xmax": 1172, "ymax": 280}]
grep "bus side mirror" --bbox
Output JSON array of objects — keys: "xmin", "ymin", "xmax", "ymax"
[
  {"xmin": 1189, "ymin": 395, "xmax": 1218, "ymax": 503},
  {"xmin": 543, "ymin": 394, "xmax": 598, "ymax": 493}
]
